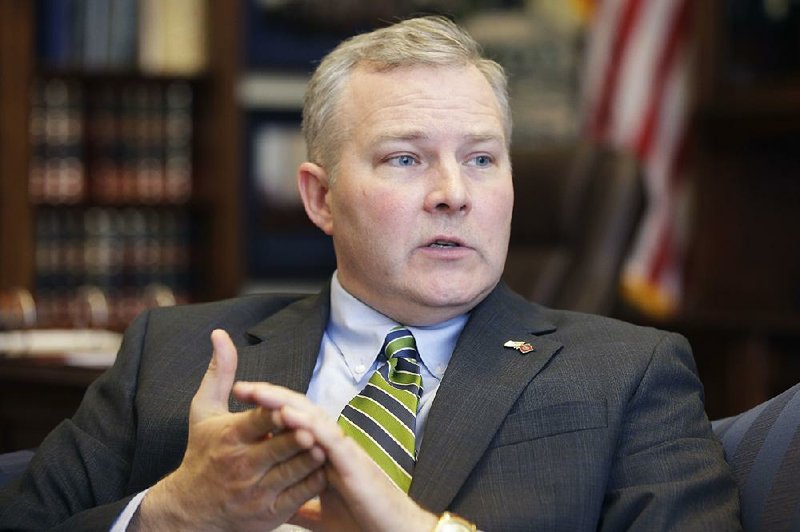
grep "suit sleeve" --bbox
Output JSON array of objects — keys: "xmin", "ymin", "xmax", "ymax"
[
  {"xmin": 0, "ymin": 310, "xmax": 152, "ymax": 530},
  {"xmin": 599, "ymin": 332, "xmax": 742, "ymax": 531}
]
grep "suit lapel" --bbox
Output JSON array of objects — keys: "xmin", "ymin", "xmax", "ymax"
[
  {"xmin": 230, "ymin": 286, "xmax": 331, "ymax": 411},
  {"xmin": 409, "ymin": 283, "xmax": 563, "ymax": 511}
]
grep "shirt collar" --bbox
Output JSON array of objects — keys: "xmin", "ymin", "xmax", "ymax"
[{"xmin": 328, "ymin": 271, "xmax": 468, "ymax": 381}]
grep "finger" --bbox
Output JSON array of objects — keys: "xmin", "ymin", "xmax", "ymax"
[
  {"xmin": 191, "ymin": 329, "xmax": 238, "ymax": 421},
  {"xmin": 248, "ymin": 427, "xmax": 320, "ymax": 471},
  {"xmin": 279, "ymin": 405, "xmax": 377, "ymax": 485},
  {"xmin": 233, "ymin": 382, "xmax": 348, "ymax": 473},
  {"xmin": 233, "ymin": 381, "xmax": 314, "ymax": 413},
  {"xmin": 259, "ymin": 443, "xmax": 326, "ymax": 495},
  {"xmin": 235, "ymin": 383, "xmax": 336, "ymax": 448},
  {"xmin": 279, "ymin": 405, "xmax": 343, "ymax": 450},
  {"xmin": 270, "ymin": 468, "xmax": 327, "ymax": 521},
  {"xmin": 281, "ymin": 407, "xmax": 430, "ymax": 531},
  {"xmin": 235, "ymin": 405, "xmax": 284, "ymax": 443}
]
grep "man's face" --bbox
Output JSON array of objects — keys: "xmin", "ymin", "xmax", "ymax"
[{"xmin": 311, "ymin": 63, "xmax": 513, "ymax": 325}]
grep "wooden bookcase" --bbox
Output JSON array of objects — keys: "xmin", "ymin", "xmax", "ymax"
[
  {"xmin": 0, "ymin": 1, "xmax": 36, "ymax": 294},
  {"xmin": 645, "ymin": 0, "xmax": 800, "ymax": 418},
  {"xmin": 0, "ymin": 1, "xmax": 243, "ymax": 328}
]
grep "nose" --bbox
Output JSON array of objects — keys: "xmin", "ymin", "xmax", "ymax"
[{"xmin": 424, "ymin": 159, "xmax": 471, "ymax": 214}]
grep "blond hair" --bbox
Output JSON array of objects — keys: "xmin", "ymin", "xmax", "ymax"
[{"xmin": 302, "ymin": 16, "xmax": 510, "ymax": 177}]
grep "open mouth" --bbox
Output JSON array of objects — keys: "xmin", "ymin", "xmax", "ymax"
[{"xmin": 428, "ymin": 240, "xmax": 460, "ymax": 248}]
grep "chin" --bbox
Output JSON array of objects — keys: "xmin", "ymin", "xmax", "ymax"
[{"xmin": 413, "ymin": 276, "xmax": 495, "ymax": 311}]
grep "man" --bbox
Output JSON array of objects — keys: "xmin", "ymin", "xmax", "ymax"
[{"xmin": 0, "ymin": 16, "xmax": 740, "ymax": 530}]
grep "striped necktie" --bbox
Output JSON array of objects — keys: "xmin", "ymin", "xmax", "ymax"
[{"xmin": 338, "ymin": 326, "xmax": 423, "ymax": 492}]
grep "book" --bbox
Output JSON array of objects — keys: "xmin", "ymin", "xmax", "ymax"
[{"xmin": 139, "ymin": 0, "xmax": 207, "ymax": 75}]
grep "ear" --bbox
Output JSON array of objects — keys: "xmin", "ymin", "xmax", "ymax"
[{"xmin": 298, "ymin": 162, "xmax": 333, "ymax": 235}]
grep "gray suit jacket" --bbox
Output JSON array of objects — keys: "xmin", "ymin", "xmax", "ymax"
[{"xmin": 0, "ymin": 282, "xmax": 740, "ymax": 530}]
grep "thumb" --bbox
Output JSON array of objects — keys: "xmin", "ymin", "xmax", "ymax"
[{"xmin": 190, "ymin": 329, "xmax": 238, "ymax": 422}]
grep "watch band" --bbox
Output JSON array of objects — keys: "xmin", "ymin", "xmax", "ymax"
[{"xmin": 433, "ymin": 511, "xmax": 477, "ymax": 532}]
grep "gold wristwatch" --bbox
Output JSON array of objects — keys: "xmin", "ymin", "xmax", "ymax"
[{"xmin": 433, "ymin": 511, "xmax": 477, "ymax": 531}]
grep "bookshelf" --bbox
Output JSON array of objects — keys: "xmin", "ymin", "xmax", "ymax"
[
  {"xmin": 237, "ymin": 0, "xmax": 351, "ymax": 284},
  {"xmin": 641, "ymin": 0, "xmax": 800, "ymax": 418},
  {"xmin": 0, "ymin": 0, "xmax": 242, "ymax": 329},
  {"xmin": 0, "ymin": 0, "xmax": 36, "ymax": 296},
  {"xmin": 687, "ymin": 0, "xmax": 800, "ymax": 321}
]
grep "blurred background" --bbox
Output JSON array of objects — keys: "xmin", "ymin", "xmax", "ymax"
[{"xmin": 0, "ymin": 0, "xmax": 799, "ymax": 451}]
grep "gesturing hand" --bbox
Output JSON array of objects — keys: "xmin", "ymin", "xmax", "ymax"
[
  {"xmin": 234, "ymin": 382, "xmax": 439, "ymax": 532},
  {"xmin": 133, "ymin": 330, "xmax": 327, "ymax": 531}
]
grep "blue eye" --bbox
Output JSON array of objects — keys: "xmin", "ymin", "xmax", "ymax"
[
  {"xmin": 470, "ymin": 155, "xmax": 493, "ymax": 167},
  {"xmin": 388, "ymin": 154, "xmax": 418, "ymax": 167}
]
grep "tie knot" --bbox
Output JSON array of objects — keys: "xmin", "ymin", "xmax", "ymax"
[{"xmin": 382, "ymin": 326, "xmax": 418, "ymax": 362}]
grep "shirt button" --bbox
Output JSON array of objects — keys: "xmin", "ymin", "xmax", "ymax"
[
  {"xmin": 436, "ymin": 365, "xmax": 445, "ymax": 376},
  {"xmin": 354, "ymin": 364, "xmax": 366, "ymax": 374}
]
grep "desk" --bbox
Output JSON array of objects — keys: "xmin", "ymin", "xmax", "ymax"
[{"xmin": 0, "ymin": 357, "xmax": 104, "ymax": 452}]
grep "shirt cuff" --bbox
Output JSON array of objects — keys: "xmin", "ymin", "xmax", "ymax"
[{"xmin": 110, "ymin": 488, "xmax": 150, "ymax": 532}]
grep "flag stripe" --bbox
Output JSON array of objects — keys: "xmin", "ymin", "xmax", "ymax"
[
  {"xmin": 581, "ymin": 0, "xmax": 624, "ymax": 116},
  {"xmin": 611, "ymin": 0, "xmax": 675, "ymax": 146},
  {"xmin": 633, "ymin": 0, "xmax": 691, "ymax": 160},
  {"xmin": 584, "ymin": 0, "xmax": 694, "ymax": 317},
  {"xmin": 589, "ymin": 0, "xmax": 643, "ymax": 139}
]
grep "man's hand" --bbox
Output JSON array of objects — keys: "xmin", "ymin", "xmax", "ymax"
[
  {"xmin": 134, "ymin": 330, "xmax": 327, "ymax": 531},
  {"xmin": 234, "ymin": 382, "xmax": 439, "ymax": 532}
]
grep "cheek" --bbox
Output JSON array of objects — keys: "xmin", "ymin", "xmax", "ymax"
[
  {"xmin": 336, "ymin": 186, "xmax": 409, "ymax": 256},
  {"xmin": 362, "ymin": 187, "xmax": 412, "ymax": 227},
  {"xmin": 483, "ymin": 185, "xmax": 514, "ymax": 230}
]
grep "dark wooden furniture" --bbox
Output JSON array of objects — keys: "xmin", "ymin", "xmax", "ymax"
[
  {"xmin": 0, "ymin": 0, "xmax": 243, "ymax": 303},
  {"xmin": 0, "ymin": 356, "xmax": 104, "ymax": 453}
]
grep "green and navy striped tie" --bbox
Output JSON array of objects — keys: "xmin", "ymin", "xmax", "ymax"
[{"xmin": 338, "ymin": 326, "xmax": 423, "ymax": 492}]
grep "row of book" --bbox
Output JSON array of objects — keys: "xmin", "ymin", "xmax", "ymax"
[
  {"xmin": 15, "ymin": 285, "xmax": 186, "ymax": 332},
  {"xmin": 35, "ymin": 207, "xmax": 194, "ymax": 299},
  {"xmin": 37, "ymin": 0, "xmax": 207, "ymax": 75},
  {"xmin": 29, "ymin": 77, "xmax": 194, "ymax": 205}
]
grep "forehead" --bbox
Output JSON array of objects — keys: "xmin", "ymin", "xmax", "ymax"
[{"xmin": 339, "ymin": 63, "xmax": 506, "ymax": 143}]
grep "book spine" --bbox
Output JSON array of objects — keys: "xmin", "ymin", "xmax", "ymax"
[
  {"xmin": 83, "ymin": 0, "xmax": 111, "ymax": 70},
  {"xmin": 37, "ymin": 0, "xmax": 71, "ymax": 67},
  {"xmin": 164, "ymin": 82, "xmax": 193, "ymax": 203},
  {"xmin": 108, "ymin": 0, "xmax": 138, "ymax": 69},
  {"xmin": 30, "ymin": 79, "xmax": 86, "ymax": 205},
  {"xmin": 138, "ymin": 0, "xmax": 207, "ymax": 74}
]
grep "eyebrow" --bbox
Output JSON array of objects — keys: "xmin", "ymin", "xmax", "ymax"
[
  {"xmin": 372, "ymin": 132, "xmax": 504, "ymax": 144},
  {"xmin": 464, "ymin": 133, "xmax": 505, "ymax": 143},
  {"xmin": 372, "ymin": 131, "xmax": 428, "ymax": 143}
]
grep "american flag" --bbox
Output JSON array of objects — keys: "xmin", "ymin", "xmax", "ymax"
[{"xmin": 582, "ymin": 0, "xmax": 694, "ymax": 318}]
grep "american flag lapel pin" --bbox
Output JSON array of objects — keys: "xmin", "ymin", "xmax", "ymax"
[{"xmin": 504, "ymin": 340, "xmax": 535, "ymax": 354}]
